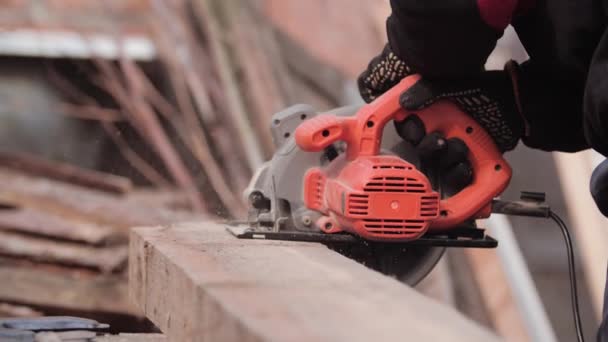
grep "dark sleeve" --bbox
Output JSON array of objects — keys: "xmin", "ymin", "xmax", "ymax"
[
  {"xmin": 508, "ymin": 0, "xmax": 603, "ymax": 153},
  {"xmin": 387, "ymin": 0, "xmax": 514, "ymax": 78},
  {"xmin": 584, "ymin": 28, "xmax": 608, "ymax": 157},
  {"xmin": 515, "ymin": 60, "xmax": 589, "ymax": 152}
]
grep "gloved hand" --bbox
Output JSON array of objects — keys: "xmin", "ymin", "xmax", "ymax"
[
  {"xmin": 400, "ymin": 61, "xmax": 526, "ymax": 153},
  {"xmin": 358, "ymin": 44, "xmax": 413, "ymax": 103},
  {"xmin": 395, "ymin": 115, "xmax": 473, "ymax": 196},
  {"xmin": 359, "ymin": 40, "xmax": 526, "ymax": 151},
  {"xmin": 391, "ymin": 62, "xmax": 527, "ymax": 193},
  {"xmin": 358, "ymin": 0, "xmax": 519, "ymax": 102}
]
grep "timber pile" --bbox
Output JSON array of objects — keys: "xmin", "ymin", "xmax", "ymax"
[
  {"xmin": 0, "ymin": 0, "xmax": 349, "ymax": 332},
  {"xmin": 0, "ymin": 150, "xmax": 202, "ymax": 327},
  {"xmin": 50, "ymin": 0, "xmax": 347, "ymax": 218}
]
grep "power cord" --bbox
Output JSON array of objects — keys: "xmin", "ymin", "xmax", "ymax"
[{"xmin": 549, "ymin": 210, "xmax": 585, "ymax": 342}]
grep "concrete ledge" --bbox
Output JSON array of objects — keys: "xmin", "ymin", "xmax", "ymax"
[{"xmin": 129, "ymin": 222, "xmax": 500, "ymax": 342}]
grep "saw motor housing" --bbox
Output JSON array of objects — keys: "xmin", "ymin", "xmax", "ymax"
[
  {"xmin": 303, "ymin": 155, "xmax": 439, "ymax": 241},
  {"xmin": 292, "ymin": 75, "xmax": 512, "ymax": 241}
]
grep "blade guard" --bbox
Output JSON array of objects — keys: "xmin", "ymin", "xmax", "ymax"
[{"xmin": 295, "ymin": 75, "xmax": 512, "ymax": 229}]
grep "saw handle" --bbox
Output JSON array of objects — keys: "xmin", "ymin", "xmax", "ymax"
[
  {"xmin": 295, "ymin": 75, "xmax": 511, "ymax": 229},
  {"xmin": 411, "ymin": 101, "xmax": 511, "ymax": 228}
]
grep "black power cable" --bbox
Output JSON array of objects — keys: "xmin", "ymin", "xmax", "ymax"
[{"xmin": 549, "ymin": 210, "xmax": 585, "ymax": 342}]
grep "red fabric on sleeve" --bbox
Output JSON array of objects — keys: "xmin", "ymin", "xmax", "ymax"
[
  {"xmin": 476, "ymin": 0, "xmax": 518, "ymax": 30},
  {"xmin": 515, "ymin": 0, "xmax": 536, "ymax": 14}
]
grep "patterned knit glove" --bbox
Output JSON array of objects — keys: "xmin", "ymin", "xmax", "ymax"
[
  {"xmin": 400, "ymin": 61, "xmax": 526, "ymax": 152},
  {"xmin": 357, "ymin": 44, "xmax": 412, "ymax": 103}
]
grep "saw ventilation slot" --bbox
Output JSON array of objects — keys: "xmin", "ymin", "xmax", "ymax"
[
  {"xmin": 363, "ymin": 219, "xmax": 426, "ymax": 237},
  {"xmin": 420, "ymin": 195, "xmax": 440, "ymax": 217},
  {"xmin": 363, "ymin": 177, "xmax": 427, "ymax": 193},
  {"xmin": 371, "ymin": 163, "xmax": 413, "ymax": 170},
  {"xmin": 304, "ymin": 169, "xmax": 326, "ymax": 211},
  {"xmin": 347, "ymin": 194, "xmax": 369, "ymax": 216}
]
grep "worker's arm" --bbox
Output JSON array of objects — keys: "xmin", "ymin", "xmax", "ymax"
[
  {"xmin": 584, "ymin": 28, "xmax": 608, "ymax": 157},
  {"xmin": 507, "ymin": 60, "xmax": 589, "ymax": 152},
  {"xmin": 359, "ymin": 0, "xmax": 515, "ymax": 102},
  {"xmin": 359, "ymin": 0, "xmax": 527, "ymax": 153},
  {"xmin": 387, "ymin": 0, "xmax": 515, "ymax": 78},
  {"xmin": 358, "ymin": 0, "xmax": 598, "ymax": 199},
  {"xmin": 360, "ymin": 0, "xmax": 593, "ymax": 154}
]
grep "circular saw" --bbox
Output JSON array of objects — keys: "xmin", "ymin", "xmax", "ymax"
[{"xmin": 227, "ymin": 75, "xmax": 548, "ymax": 285}]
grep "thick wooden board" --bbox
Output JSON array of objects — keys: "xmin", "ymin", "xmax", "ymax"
[
  {"xmin": 0, "ymin": 231, "xmax": 127, "ymax": 272},
  {"xmin": 94, "ymin": 333, "xmax": 166, "ymax": 342},
  {"xmin": 0, "ymin": 169, "xmax": 199, "ymax": 230},
  {"xmin": 129, "ymin": 222, "xmax": 500, "ymax": 342},
  {"xmin": 0, "ymin": 262, "xmax": 136, "ymax": 315},
  {"xmin": 0, "ymin": 207, "xmax": 121, "ymax": 245}
]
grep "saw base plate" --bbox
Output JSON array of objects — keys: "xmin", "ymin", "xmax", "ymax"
[{"xmin": 225, "ymin": 223, "xmax": 497, "ymax": 248}]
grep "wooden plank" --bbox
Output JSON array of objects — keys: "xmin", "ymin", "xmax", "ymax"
[
  {"xmin": 94, "ymin": 333, "xmax": 166, "ymax": 342},
  {"xmin": 0, "ymin": 169, "xmax": 200, "ymax": 229},
  {"xmin": 36, "ymin": 330, "xmax": 96, "ymax": 341},
  {"xmin": 129, "ymin": 222, "xmax": 500, "ymax": 342},
  {"xmin": 0, "ymin": 262, "xmax": 136, "ymax": 315},
  {"xmin": 0, "ymin": 303, "xmax": 42, "ymax": 318},
  {"xmin": 0, "ymin": 207, "xmax": 121, "ymax": 245},
  {"xmin": 0, "ymin": 231, "xmax": 127, "ymax": 272},
  {"xmin": 554, "ymin": 151, "xmax": 608, "ymax": 320},
  {"xmin": 0, "ymin": 150, "xmax": 132, "ymax": 194}
]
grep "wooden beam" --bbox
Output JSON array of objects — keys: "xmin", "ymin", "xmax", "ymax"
[
  {"xmin": 0, "ymin": 207, "xmax": 121, "ymax": 245},
  {"xmin": 0, "ymin": 168, "xmax": 200, "ymax": 229},
  {"xmin": 129, "ymin": 222, "xmax": 500, "ymax": 342},
  {"xmin": 0, "ymin": 262, "xmax": 136, "ymax": 315},
  {"xmin": 94, "ymin": 333, "xmax": 166, "ymax": 342},
  {"xmin": 0, "ymin": 231, "xmax": 127, "ymax": 272},
  {"xmin": 554, "ymin": 151, "xmax": 608, "ymax": 320},
  {"xmin": 0, "ymin": 303, "xmax": 42, "ymax": 318}
]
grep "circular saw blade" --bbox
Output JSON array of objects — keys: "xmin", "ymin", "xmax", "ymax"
[
  {"xmin": 374, "ymin": 246, "xmax": 446, "ymax": 286},
  {"xmin": 332, "ymin": 243, "xmax": 445, "ymax": 286}
]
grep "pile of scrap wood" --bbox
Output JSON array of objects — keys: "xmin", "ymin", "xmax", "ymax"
[
  {"xmin": 0, "ymin": 316, "xmax": 166, "ymax": 341},
  {"xmin": 49, "ymin": 0, "xmax": 347, "ymax": 218},
  {"xmin": 0, "ymin": 150, "xmax": 203, "ymax": 330},
  {"xmin": 0, "ymin": 0, "xmax": 350, "ymax": 332}
]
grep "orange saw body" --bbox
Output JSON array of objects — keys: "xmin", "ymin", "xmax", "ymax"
[
  {"xmin": 228, "ymin": 74, "xmax": 547, "ymax": 285},
  {"xmin": 296, "ymin": 75, "xmax": 511, "ymax": 241}
]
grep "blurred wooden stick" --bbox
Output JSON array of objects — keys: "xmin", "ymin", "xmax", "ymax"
[
  {"xmin": 0, "ymin": 231, "xmax": 127, "ymax": 273},
  {"xmin": 190, "ymin": 0, "xmax": 265, "ymax": 170},
  {"xmin": 102, "ymin": 123, "xmax": 172, "ymax": 189},
  {"xmin": 60, "ymin": 103, "xmax": 124, "ymax": 122},
  {"xmin": 94, "ymin": 60, "xmax": 203, "ymax": 211},
  {"xmin": 0, "ymin": 149, "xmax": 132, "ymax": 194}
]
